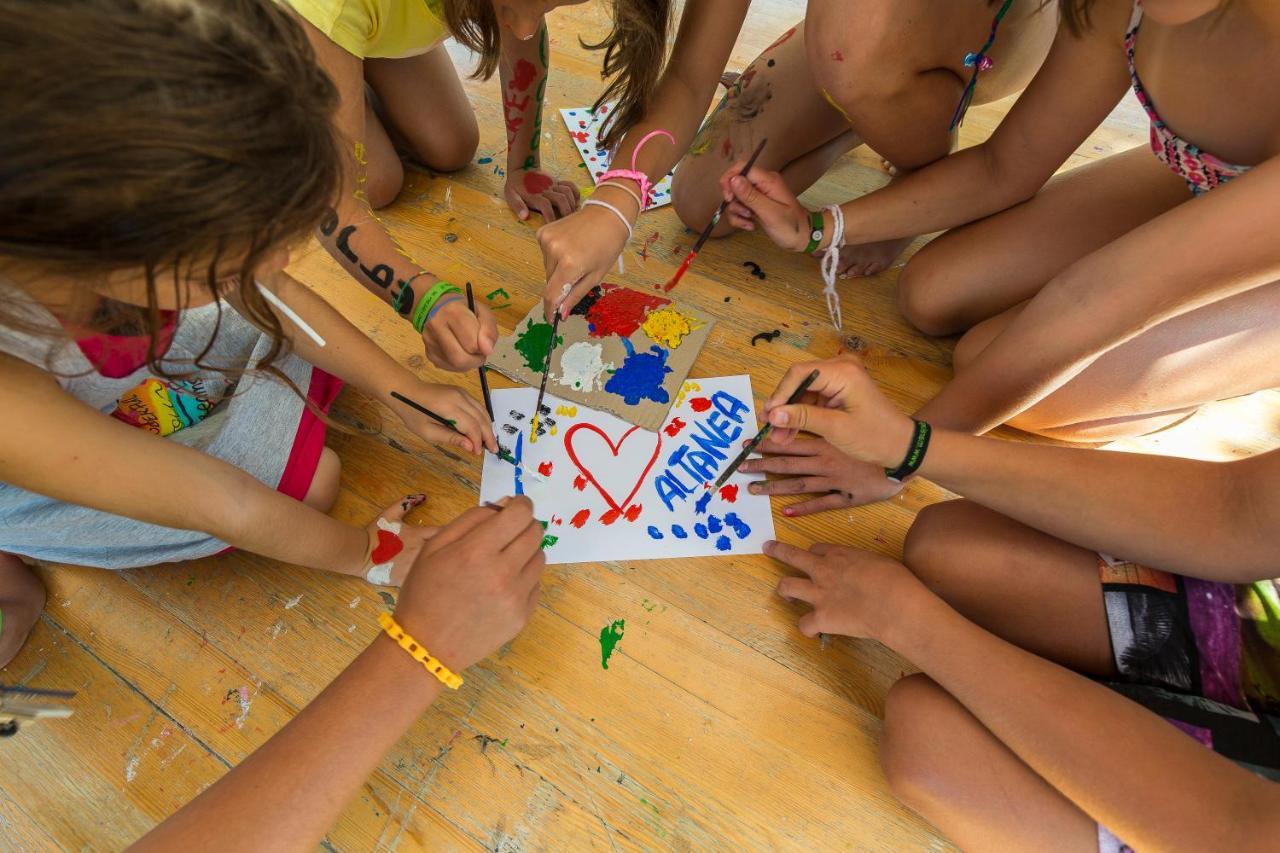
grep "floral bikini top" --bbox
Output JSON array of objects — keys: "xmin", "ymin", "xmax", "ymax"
[{"xmin": 1125, "ymin": 1, "xmax": 1252, "ymax": 195}]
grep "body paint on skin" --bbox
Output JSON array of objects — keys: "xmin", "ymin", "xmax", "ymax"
[
  {"xmin": 604, "ymin": 340, "xmax": 672, "ymax": 405},
  {"xmin": 556, "ymin": 341, "xmax": 614, "ymax": 392},
  {"xmin": 822, "ymin": 87, "xmax": 854, "ymax": 124},
  {"xmin": 641, "ymin": 305, "xmax": 704, "ymax": 349},
  {"xmin": 523, "ymin": 171, "xmax": 554, "ymax": 194}
]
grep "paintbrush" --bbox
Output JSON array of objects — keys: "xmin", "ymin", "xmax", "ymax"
[
  {"xmin": 528, "ymin": 309, "xmax": 562, "ymax": 444},
  {"xmin": 662, "ymin": 138, "xmax": 768, "ymax": 292},
  {"xmin": 465, "ymin": 282, "xmax": 495, "ymax": 421},
  {"xmin": 714, "ymin": 368, "xmax": 820, "ymax": 489},
  {"xmin": 390, "ymin": 389, "xmax": 517, "ymax": 464}
]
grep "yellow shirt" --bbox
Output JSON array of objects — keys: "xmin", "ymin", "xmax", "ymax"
[{"xmin": 282, "ymin": 0, "xmax": 447, "ymax": 59}]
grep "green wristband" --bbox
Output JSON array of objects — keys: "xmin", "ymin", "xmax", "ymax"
[
  {"xmin": 411, "ymin": 281, "xmax": 462, "ymax": 333},
  {"xmin": 803, "ymin": 209, "xmax": 824, "ymax": 254}
]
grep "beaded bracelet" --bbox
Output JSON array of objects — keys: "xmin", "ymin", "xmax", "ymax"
[
  {"xmin": 411, "ymin": 281, "xmax": 462, "ymax": 333},
  {"xmin": 377, "ymin": 611, "xmax": 464, "ymax": 690}
]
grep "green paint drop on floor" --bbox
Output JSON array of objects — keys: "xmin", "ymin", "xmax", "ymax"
[
  {"xmin": 514, "ymin": 318, "xmax": 563, "ymax": 372},
  {"xmin": 599, "ymin": 619, "xmax": 625, "ymax": 669},
  {"xmin": 377, "ymin": 591, "xmax": 396, "ymax": 608}
]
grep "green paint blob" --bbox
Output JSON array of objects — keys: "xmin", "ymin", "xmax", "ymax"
[
  {"xmin": 599, "ymin": 619, "xmax": 625, "ymax": 669},
  {"xmin": 514, "ymin": 319, "xmax": 562, "ymax": 372},
  {"xmin": 540, "ymin": 534, "xmax": 559, "ymax": 550},
  {"xmin": 377, "ymin": 590, "xmax": 396, "ymax": 608}
]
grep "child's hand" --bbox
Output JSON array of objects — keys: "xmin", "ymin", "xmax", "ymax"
[
  {"xmin": 505, "ymin": 169, "xmax": 580, "ymax": 222},
  {"xmin": 422, "ymin": 298, "xmax": 498, "ymax": 372},
  {"xmin": 393, "ymin": 496, "xmax": 545, "ymax": 672},
  {"xmin": 766, "ymin": 540, "xmax": 921, "ymax": 643},
  {"xmin": 360, "ymin": 494, "xmax": 437, "ymax": 587},
  {"xmin": 537, "ymin": 202, "xmax": 631, "ymax": 320},
  {"xmin": 388, "ymin": 381, "xmax": 497, "ymax": 456},
  {"xmin": 739, "ymin": 437, "xmax": 904, "ymax": 515},
  {"xmin": 763, "ymin": 356, "xmax": 916, "ymax": 467},
  {"xmin": 719, "ymin": 163, "xmax": 811, "ymax": 251}
]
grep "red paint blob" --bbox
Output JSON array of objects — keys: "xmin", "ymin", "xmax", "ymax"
[
  {"xmin": 600, "ymin": 508, "xmax": 622, "ymax": 525},
  {"xmin": 370, "ymin": 529, "xmax": 403, "ymax": 564},
  {"xmin": 663, "ymin": 252, "xmax": 696, "ymax": 292},
  {"xmin": 571, "ymin": 131, "xmax": 589, "ymax": 143},
  {"xmin": 689, "ymin": 397, "xmax": 712, "ymax": 413},
  {"xmin": 573, "ymin": 475, "xmax": 588, "ymax": 491},
  {"xmin": 570, "ymin": 509, "xmax": 591, "ymax": 529},
  {"xmin": 663, "ymin": 417, "xmax": 687, "ymax": 437},
  {"xmin": 721, "ymin": 138, "xmax": 733, "ymax": 159},
  {"xmin": 765, "ymin": 26, "xmax": 796, "ymax": 53},
  {"xmin": 537, "ymin": 460, "xmax": 554, "ymax": 477},
  {"xmin": 523, "ymin": 171, "xmax": 554, "ymax": 195},
  {"xmin": 719, "ymin": 484, "xmax": 739, "ymax": 503},
  {"xmin": 510, "ymin": 59, "xmax": 538, "ymax": 92},
  {"xmin": 624, "ymin": 504, "xmax": 642, "ymax": 522},
  {"xmin": 831, "ymin": 49, "xmax": 844, "ymax": 61},
  {"xmin": 584, "ymin": 283, "xmax": 670, "ymax": 338}
]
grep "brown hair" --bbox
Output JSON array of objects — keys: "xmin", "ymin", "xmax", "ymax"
[
  {"xmin": 0, "ymin": 0, "xmax": 341, "ymax": 381},
  {"xmin": 444, "ymin": 0, "xmax": 673, "ymax": 150},
  {"xmin": 1057, "ymin": 0, "xmax": 1098, "ymax": 34}
]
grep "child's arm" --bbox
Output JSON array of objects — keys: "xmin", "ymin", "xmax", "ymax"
[
  {"xmin": 915, "ymin": 152, "xmax": 1280, "ymax": 434},
  {"xmin": 130, "ymin": 499, "xmax": 545, "ymax": 851},
  {"xmin": 0, "ymin": 353, "xmax": 365, "ymax": 573},
  {"xmin": 238, "ymin": 271, "xmax": 496, "ymax": 456},
  {"xmin": 720, "ymin": 6, "xmax": 1132, "ymax": 250},
  {"xmin": 537, "ymin": 0, "xmax": 753, "ymax": 317},
  {"xmin": 499, "ymin": 20, "xmax": 579, "ymax": 222},
  {"xmin": 767, "ymin": 543, "xmax": 1280, "ymax": 851},
  {"xmin": 295, "ymin": 16, "xmax": 498, "ymax": 372}
]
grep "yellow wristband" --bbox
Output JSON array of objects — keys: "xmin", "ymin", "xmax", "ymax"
[{"xmin": 377, "ymin": 611, "xmax": 463, "ymax": 690}]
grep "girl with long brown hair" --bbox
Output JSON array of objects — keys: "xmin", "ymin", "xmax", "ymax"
[{"xmin": 0, "ymin": 0, "xmax": 497, "ymax": 667}]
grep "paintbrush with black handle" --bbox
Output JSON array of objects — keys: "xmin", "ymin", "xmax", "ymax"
[
  {"xmin": 390, "ymin": 390, "xmax": 517, "ymax": 465},
  {"xmin": 465, "ymin": 282, "xmax": 495, "ymax": 421},
  {"xmin": 714, "ymin": 369, "xmax": 820, "ymax": 489},
  {"xmin": 528, "ymin": 309, "xmax": 562, "ymax": 443},
  {"xmin": 663, "ymin": 138, "xmax": 768, "ymax": 292}
]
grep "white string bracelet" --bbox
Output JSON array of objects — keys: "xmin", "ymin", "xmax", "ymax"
[
  {"xmin": 596, "ymin": 180, "xmax": 644, "ymax": 213},
  {"xmin": 818, "ymin": 204, "xmax": 845, "ymax": 331},
  {"xmin": 582, "ymin": 198, "xmax": 634, "ymax": 243},
  {"xmin": 256, "ymin": 281, "xmax": 327, "ymax": 347}
]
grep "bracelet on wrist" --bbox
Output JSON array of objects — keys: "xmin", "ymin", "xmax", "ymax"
[
  {"xmin": 411, "ymin": 280, "xmax": 462, "ymax": 333},
  {"xmin": 391, "ymin": 270, "xmax": 434, "ymax": 316},
  {"xmin": 377, "ymin": 611, "xmax": 463, "ymax": 689},
  {"xmin": 885, "ymin": 419, "xmax": 932, "ymax": 483},
  {"xmin": 803, "ymin": 209, "xmax": 824, "ymax": 254}
]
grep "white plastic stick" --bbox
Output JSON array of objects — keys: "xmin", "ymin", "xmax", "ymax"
[{"xmin": 255, "ymin": 281, "xmax": 326, "ymax": 348}]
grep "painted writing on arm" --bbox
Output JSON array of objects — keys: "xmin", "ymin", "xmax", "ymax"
[{"xmin": 503, "ymin": 24, "xmax": 549, "ymax": 172}]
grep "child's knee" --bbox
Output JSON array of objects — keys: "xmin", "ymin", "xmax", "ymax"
[
  {"xmin": 302, "ymin": 447, "xmax": 342, "ymax": 514},
  {"xmin": 366, "ymin": 156, "xmax": 405, "ymax": 210},
  {"xmin": 0, "ymin": 554, "xmax": 46, "ymax": 669},
  {"xmin": 897, "ymin": 249, "xmax": 966, "ymax": 337},
  {"xmin": 881, "ymin": 674, "xmax": 956, "ymax": 807},
  {"xmin": 420, "ymin": 116, "xmax": 479, "ymax": 174},
  {"xmin": 903, "ymin": 500, "xmax": 982, "ymax": 592},
  {"xmin": 671, "ymin": 162, "xmax": 734, "ymax": 238}
]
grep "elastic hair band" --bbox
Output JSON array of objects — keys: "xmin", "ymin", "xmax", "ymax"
[
  {"xmin": 256, "ymin": 282, "xmax": 326, "ymax": 348},
  {"xmin": 582, "ymin": 198, "xmax": 634, "ymax": 243},
  {"xmin": 818, "ymin": 204, "xmax": 845, "ymax": 331},
  {"xmin": 596, "ymin": 180, "xmax": 644, "ymax": 212},
  {"xmin": 597, "ymin": 128, "xmax": 675, "ymax": 211}
]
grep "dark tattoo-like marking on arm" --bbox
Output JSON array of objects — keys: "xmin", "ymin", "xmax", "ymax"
[{"xmin": 317, "ymin": 208, "xmax": 419, "ymax": 316}]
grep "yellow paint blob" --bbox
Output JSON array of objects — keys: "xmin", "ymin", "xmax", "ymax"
[
  {"xmin": 353, "ymin": 141, "xmax": 368, "ymax": 166},
  {"xmin": 676, "ymin": 380, "xmax": 701, "ymax": 407},
  {"xmin": 821, "ymin": 88, "xmax": 853, "ymax": 125},
  {"xmin": 641, "ymin": 306, "xmax": 704, "ymax": 349},
  {"xmin": 550, "ymin": 425, "xmax": 558, "ymax": 437},
  {"xmin": 555, "ymin": 405, "xmax": 578, "ymax": 417}
]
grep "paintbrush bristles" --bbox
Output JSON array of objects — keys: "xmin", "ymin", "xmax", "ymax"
[{"xmin": 529, "ymin": 310, "xmax": 562, "ymax": 443}]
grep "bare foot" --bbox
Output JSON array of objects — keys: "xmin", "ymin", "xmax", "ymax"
[
  {"xmin": 881, "ymin": 158, "xmax": 899, "ymax": 176},
  {"xmin": 0, "ymin": 553, "xmax": 45, "ymax": 669},
  {"xmin": 833, "ymin": 235, "xmax": 914, "ymax": 278}
]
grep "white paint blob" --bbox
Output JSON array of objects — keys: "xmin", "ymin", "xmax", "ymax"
[{"xmin": 556, "ymin": 342, "xmax": 614, "ymax": 393}]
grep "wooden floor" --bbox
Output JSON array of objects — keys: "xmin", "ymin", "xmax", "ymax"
[{"xmin": 5, "ymin": 2, "xmax": 1279, "ymax": 850}]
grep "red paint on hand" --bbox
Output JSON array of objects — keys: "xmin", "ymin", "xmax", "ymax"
[
  {"xmin": 370, "ymin": 529, "xmax": 404, "ymax": 564},
  {"xmin": 570, "ymin": 509, "xmax": 591, "ymax": 528},
  {"xmin": 600, "ymin": 508, "xmax": 622, "ymax": 525},
  {"xmin": 522, "ymin": 171, "xmax": 554, "ymax": 195},
  {"xmin": 511, "ymin": 59, "xmax": 538, "ymax": 92},
  {"xmin": 624, "ymin": 504, "xmax": 642, "ymax": 522},
  {"xmin": 831, "ymin": 49, "xmax": 844, "ymax": 61},
  {"xmin": 663, "ymin": 417, "xmax": 687, "ymax": 437},
  {"xmin": 573, "ymin": 474, "xmax": 588, "ymax": 491},
  {"xmin": 689, "ymin": 397, "xmax": 712, "ymax": 413},
  {"xmin": 721, "ymin": 138, "xmax": 733, "ymax": 159},
  {"xmin": 718, "ymin": 484, "xmax": 739, "ymax": 503},
  {"xmin": 537, "ymin": 460, "xmax": 554, "ymax": 477}
]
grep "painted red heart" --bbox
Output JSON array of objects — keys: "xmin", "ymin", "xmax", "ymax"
[{"xmin": 564, "ymin": 423, "xmax": 662, "ymax": 515}]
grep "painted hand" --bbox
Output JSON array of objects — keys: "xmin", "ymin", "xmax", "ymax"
[
  {"xmin": 388, "ymin": 380, "xmax": 497, "ymax": 456},
  {"xmin": 766, "ymin": 540, "xmax": 920, "ymax": 643},
  {"xmin": 360, "ymin": 494, "xmax": 438, "ymax": 587},
  {"xmin": 537, "ymin": 202, "xmax": 632, "ymax": 320},
  {"xmin": 738, "ymin": 436, "xmax": 903, "ymax": 515},
  {"xmin": 423, "ymin": 297, "xmax": 498, "ymax": 372},
  {"xmin": 719, "ymin": 164, "xmax": 810, "ymax": 251},
  {"xmin": 394, "ymin": 496, "xmax": 546, "ymax": 671},
  {"xmin": 506, "ymin": 169, "xmax": 580, "ymax": 222}
]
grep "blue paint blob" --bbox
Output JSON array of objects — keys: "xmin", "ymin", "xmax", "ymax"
[
  {"xmin": 694, "ymin": 491, "xmax": 712, "ymax": 515},
  {"xmin": 671, "ymin": 525, "xmax": 688, "ymax": 539},
  {"xmin": 707, "ymin": 515, "xmax": 723, "ymax": 534},
  {"xmin": 694, "ymin": 523, "xmax": 709, "ymax": 540},
  {"xmin": 646, "ymin": 526, "xmax": 664, "ymax": 540},
  {"xmin": 477, "ymin": 156, "xmax": 494, "ymax": 164},
  {"xmin": 604, "ymin": 339, "xmax": 672, "ymax": 405},
  {"xmin": 715, "ymin": 535, "xmax": 732, "ymax": 552},
  {"xmin": 724, "ymin": 512, "xmax": 752, "ymax": 540},
  {"xmin": 513, "ymin": 431, "xmax": 525, "ymax": 496}
]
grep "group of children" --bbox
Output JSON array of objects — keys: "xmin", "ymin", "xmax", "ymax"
[{"xmin": 1, "ymin": 0, "xmax": 1277, "ymax": 848}]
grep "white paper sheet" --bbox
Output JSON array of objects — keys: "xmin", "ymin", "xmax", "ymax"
[
  {"xmin": 559, "ymin": 104, "xmax": 674, "ymax": 209},
  {"xmin": 480, "ymin": 376, "xmax": 775, "ymax": 564}
]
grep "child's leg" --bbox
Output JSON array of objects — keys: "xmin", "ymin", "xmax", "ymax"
[
  {"xmin": 898, "ymin": 145, "xmax": 1190, "ymax": 336},
  {"xmin": 903, "ymin": 499, "xmax": 1117, "ymax": 676},
  {"xmin": 301, "ymin": 447, "xmax": 342, "ymax": 514},
  {"xmin": 361, "ymin": 95, "xmax": 406, "ymax": 210},
  {"xmin": 0, "ymin": 553, "xmax": 45, "ymax": 669},
  {"xmin": 881, "ymin": 674, "xmax": 1099, "ymax": 852},
  {"xmin": 952, "ymin": 277, "xmax": 1280, "ymax": 442},
  {"xmin": 670, "ymin": 22, "xmax": 860, "ymax": 238},
  {"xmin": 364, "ymin": 46, "xmax": 480, "ymax": 174}
]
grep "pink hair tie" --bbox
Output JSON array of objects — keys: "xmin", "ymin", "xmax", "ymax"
[{"xmin": 597, "ymin": 129, "xmax": 675, "ymax": 211}]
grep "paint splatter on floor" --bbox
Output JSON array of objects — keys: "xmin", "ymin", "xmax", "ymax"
[
  {"xmin": 638, "ymin": 231, "xmax": 660, "ymax": 261},
  {"xmin": 444, "ymin": 233, "xmax": 458, "ymax": 243},
  {"xmin": 599, "ymin": 619, "xmax": 626, "ymax": 669},
  {"xmin": 477, "ymin": 156, "xmax": 494, "ymax": 164},
  {"xmin": 641, "ymin": 305, "xmax": 704, "ymax": 349},
  {"xmin": 742, "ymin": 260, "xmax": 767, "ymax": 280},
  {"xmin": 751, "ymin": 329, "xmax": 782, "ymax": 346},
  {"xmin": 719, "ymin": 484, "xmax": 739, "ymax": 503},
  {"xmin": 583, "ymin": 284, "xmax": 670, "ymax": 337},
  {"xmin": 556, "ymin": 341, "xmax": 614, "ymax": 392},
  {"xmin": 604, "ymin": 340, "xmax": 672, "ymax": 405},
  {"xmin": 378, "ymin": 590, "xmax": 396, "ymax": 608},
  {"xmin": 513, "ymin": 318, "xmax": 563, "ymax": 372}
]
